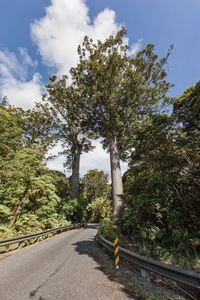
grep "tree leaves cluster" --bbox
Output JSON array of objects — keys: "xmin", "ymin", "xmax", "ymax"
[
  {"xmin": 121, "ymin": 81, "xmax": 200, "ymax": 266},
  {"xmin": 46, "ymin": 27, "xmax": 172, "ymax": 214},
  {"xmin": 80, "ymin": 169, "xmax": 112, "ymax": 222},
  {"xmin": 0, "ymin": 104, "xmax": 85, "ymax": 239},
  {"xmin": 42, "ymin": 75, "xmax": 95, "ymax": 199}
]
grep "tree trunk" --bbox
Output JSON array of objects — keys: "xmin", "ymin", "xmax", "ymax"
[
  {"xmin": 71, "ymin": 149, "xmax": 81, "ymax": 199},
  {"xmin": 109, "ymin": 134, "xmax": 123, "ymax": 215}
]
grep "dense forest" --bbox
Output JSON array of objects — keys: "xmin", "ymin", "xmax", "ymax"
[{"xmin": 0, "ymin": 28, "xmax": 199, "ymax": 268}]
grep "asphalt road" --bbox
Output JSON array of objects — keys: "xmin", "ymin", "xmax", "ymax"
[{"xmin": 0, "ymin": 224, "xmax": 132, "ymax": 300}]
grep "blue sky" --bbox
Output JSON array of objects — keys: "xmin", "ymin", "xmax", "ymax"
[
  {"xmin": 1, "ymin": 0, "xmax": 199, "ymax": 103},
  {"xmin": 88, "ymin": 0, "xmax": 200, "ymax": 97},
  {"xmin": 0, "ymin": 0, "xmax": 199, "ymax": 175}
]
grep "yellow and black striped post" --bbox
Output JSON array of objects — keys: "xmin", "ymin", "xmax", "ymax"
[{"xmin": 114, "ymin": 236, "xmax": 119, "ymax": 269}]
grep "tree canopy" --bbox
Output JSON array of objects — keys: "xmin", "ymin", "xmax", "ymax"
[
  {"xmin": 43, "ymin": 75, "xmax": 95, "ymax": 199},
  {"xmin": 71, "ymin": 27, "xmax": 173, "ymax": 214}
]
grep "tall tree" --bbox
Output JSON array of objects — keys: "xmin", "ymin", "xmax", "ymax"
[
  {"xmin": 43, "ymin": 76, "xmax": 95, "ymax": 199},
  {"xmin": 71, "ymin": 27, "xmax": 173, "ymax": 214}
]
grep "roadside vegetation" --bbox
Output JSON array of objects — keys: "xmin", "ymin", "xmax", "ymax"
[{"xmin": 0, "ymin": 28, "xmax": 199, "ymax": 270}]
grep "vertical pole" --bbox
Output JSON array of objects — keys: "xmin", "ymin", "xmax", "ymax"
[{"xmin": 114, "ymin": 236, "xmax": 119, "ymax": 269}]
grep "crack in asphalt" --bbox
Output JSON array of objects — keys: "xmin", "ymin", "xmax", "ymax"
[{"xmin": 29, "ymin": 263, "xmax": 63, "ymax": 299}]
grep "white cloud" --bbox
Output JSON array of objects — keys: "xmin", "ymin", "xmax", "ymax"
[
  {"xmin": 81, "ymin": 139, "xmax": 128, "ymax": 178},
  {"xmin": 46, "ymin": 139, "xmax": 128, "ymax": 179},
  {"xmin": 0, "ymin": 49, "xmax": 43, "ymax": 109},
  {"xmin": 0, "ymin": 0, "xmax": 133, "ymax": 177},
  {"xmin": 0, "ymin": 0, "xmax": 141, "ymax": 110},
  {"xmin": 128, "ymin": 38, "xmax": 143, "ymax": 56},
  {"xmin": 31, "ymin": 0, "xmax": 132, "ymax": 177},
  {"xmin": 31, "ymin": 0, "xmax": 122, "ymax": 77},
  {"xmin": 19, "ymin": 47, "xmax": 38, "ymax": 68},
  {"xmin": 0, "ymin": 50, "xmax": 26, "ymax": 81},
  {"xmin": 80, "ymin": 139, "xmax": 111, "ymax": 177},
  {"xmin": 46, "ymin": 142, "xmax": 70, "ymax": 175}
]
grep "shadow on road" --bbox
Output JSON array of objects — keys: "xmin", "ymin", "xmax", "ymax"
[
  {"xmin": 28, "ymin": 223, "xmax": 135, "ymax": 299},
  {"xmin": 72, "ymin": 225, "xmax": 135, "ymax": 299}
]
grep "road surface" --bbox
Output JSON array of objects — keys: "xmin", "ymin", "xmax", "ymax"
[{"xmin": 0, "ymin": 224, "xmax": 132, "ymax": 300}]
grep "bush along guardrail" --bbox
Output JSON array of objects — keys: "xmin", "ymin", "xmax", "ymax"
[
  {"xmin": 97, "ymin": 233, "xmax": 200, "ymax": 290},
  {"xmin": 0, "ymin": 223, "xmax": 85, "ymax": 252}
]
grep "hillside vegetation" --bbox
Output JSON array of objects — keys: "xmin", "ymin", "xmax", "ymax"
[{"xmin": 0, "ymin": 28, "xmax": 199, "ymax": 268}]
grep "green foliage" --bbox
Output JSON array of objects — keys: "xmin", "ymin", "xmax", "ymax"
[
  {"xmin": 99, "ymin": 216, "xmax": 119, "ymax": 241},
  {"xmin": 0, "ymin": 204, "xmax": 11, "ymax": 221},
  {"xmin": 71, "ymin": 27, "xmax": 173, "ymax": 157},
  {"xmin": 0, "ymin": 106, "xmax": 24, "ymax": 158},
  {"xmin": 0, "ymin": 105, "xmax": 86, "ymax": 240},
  {"xmin": 58, "ymin": 196, "xmax": 86, "ymax": 224},
  {"xmin": 71, "ymin": 27, "xmax": 173, "ymax": 214},
  {"xmin": 87, "ymin": 197, "xmax": 112, "ymax": 223},
  {"xmin": 80, "ymin": 169, "xmax": 112, "ymax": 222},
  {"xmin": 80, "ymin": 169, "xmax": 111, "ymax": 203},
  {"xmin": 121, "ymin": 97, "xmax": 200, "ymax": 266},
  {"xmin": 43, "ymin": 76, "xmax": 95, "ymax": 169},
  {"xmin": 1, "ymin": 31, "xmax": 199, "ymax": 271},
  {"xmin": 43, "ymin": 76, "xmax": 96, "ymax": 198},
  {"xmin": 45, "ymin": 169, "xmax": 71, "ymax": 200}
]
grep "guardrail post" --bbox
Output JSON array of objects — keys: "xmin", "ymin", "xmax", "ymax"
[
  {"xmin": 114, "ymin": 236, "xmax": 119, "ymax": 269},
  {"xmin": 18, "ymin": 242, "xmax": 24, "ymax": 249},
  {"xmin": 141, "ymin": 268, "xmax": 150, "ymax": 281}
]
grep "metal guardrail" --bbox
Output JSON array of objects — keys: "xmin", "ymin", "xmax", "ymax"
[
  {"xmin": 0, "ymin": 223, "xmax": 84, "ymax": 248},
  {"xmin": 97, "ymin": 233, "xmax": 200, "ymax": 290}
]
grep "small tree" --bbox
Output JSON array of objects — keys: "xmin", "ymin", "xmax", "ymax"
[
  {"xmin": 81, "ymin": 169, "xmax": 111, "ymax": 202},
  {"xmin": 81, "ymin": 169, "xmax": 111, "ymax": 222}
]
